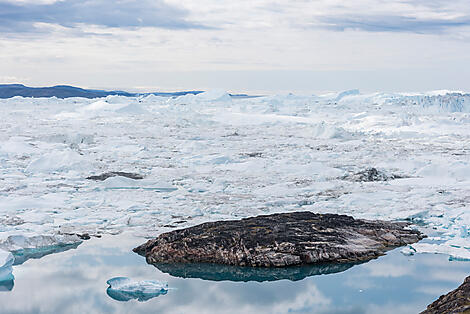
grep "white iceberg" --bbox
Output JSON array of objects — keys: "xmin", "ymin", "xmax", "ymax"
[
  {"xmin": 0, "ymin": 234, "xmax": 82, "ymax": 266},
  {"xmin": 0, "ymin": 234, "xmax": 82, "ymax": 253},
  {"xmin": 25, "ymin": 150, "xmax": 90, "ymax": 173},
  {"xmin": 106, "ymin": 277, "xmax": 168, "ymax": 302},
  {"xmin": 401, "ymin": 239, "xmax": 470, "ymax": 261}
]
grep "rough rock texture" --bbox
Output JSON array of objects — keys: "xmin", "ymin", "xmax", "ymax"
[
  {"xmin": 86, "ymin": 172, "xmax": 144, "ymax": 181},
  {"xmin": 134, "ymin": 211, "xmax": 424, "ymax": 267},
  {"xmin": 421, "ymin": 276, "xmax": 470, "ymax": 314},
  {"xmin": 342, "ymin": 168, "xmax": 403, "ymax": 182}
]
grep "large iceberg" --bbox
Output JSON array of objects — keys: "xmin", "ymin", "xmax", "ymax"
[
  {"xmin": 0, "ymin": 235, "xmax": 82, "ymax": 265},
  {"xmin": 106, "ymin": 277, "xmax": 168, "ymax": 302}
]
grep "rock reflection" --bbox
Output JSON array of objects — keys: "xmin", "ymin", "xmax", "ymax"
[{"xmin": 152, "ymin": 261, "xmax": 360, "ymax": 282}]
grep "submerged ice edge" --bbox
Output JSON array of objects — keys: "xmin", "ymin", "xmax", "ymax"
[
  {"xmin": 0, "ymin": 90, "xmax": 469, "ymax": 260},
  {"xmin": 0, "ymin": 249, "xmax": 14, "ymax": 281}
]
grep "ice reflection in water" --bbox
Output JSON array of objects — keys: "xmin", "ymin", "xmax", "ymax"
[
  {"xmin": 0, "ymin": 234, "xmax": 469, "ymax": 314},
  {"xmin": 0, "ymin": 278, "xmax": 14, "ymax": 292}
]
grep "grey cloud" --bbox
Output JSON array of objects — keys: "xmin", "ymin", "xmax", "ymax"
[{"xmin": 0, "ymin": 0, "xmax": 208, "ymax": 34}]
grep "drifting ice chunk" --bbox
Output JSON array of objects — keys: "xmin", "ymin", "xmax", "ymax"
[
  {"xmin": 0, "ymin": 249, "xmax": 14, "ymax": 281},
  {"xmin": 0, "ymin": 234, "xmax": 81, "ymax": 252},
  {"xmin": 106, "ymin": 277, "xmax": 168, "ymax": 302},
  {"xmin": 116, "ymin": 103, "xmax": 148, "ymax": 115},
  {"xmin": 196, "ymin": 90, "xmax": 232, "ymax": 102},
  {"xmin": 0, "ymin": 234, "xmax": 82, "ymax": 265},
  {"xmin": 335, "ymin": 89, "xmax": 360, "ymax": 101},
  {"xmin": 401, "ymin": 242, "xmax": 470, "ymax": 261},
  {"xmin": 25, "ymin": 150, "xmax": 90, "ymax": 173},
  {"xmin": 0, "ymin": 138, "xmax": 35, "ymax": 156},
  {"xmin": 101, "ymin": 177, "xmax": 177, "ymax": 192}
]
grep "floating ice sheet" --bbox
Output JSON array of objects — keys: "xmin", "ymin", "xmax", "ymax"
[
  {"xmin": 106, "ymin": 277, "xmax": 168, "ymax": 302},
  {"xmin": 100, "ymin": 177, "xmax": 177, "ymax": 191}
]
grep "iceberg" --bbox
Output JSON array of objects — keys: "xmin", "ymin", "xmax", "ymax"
[
  {"xmin": 0, "ymin": 234, "xmax": 82, "ymax": 252},
  {"xmin": 25, "ymin": 150, "xmax": 90, "ymax": 173},
  {"xmin": 106, "ymin": 277, "xmax": 168, "ymax": 302},
  {"xmin": 402, "ymin": 242, "xmax": 470, "ymax": 261},
  {"xmin": 0, "ymin": 249, "xmax": 14, "ymax": 281},
  {"xmin": 0, "ymin": 234, "xmax": 82, "ymax": 265},
  {"xmin": 335, "ymin": 89, "xmax": 360, "ymax": 101},
  {"xmin": 101, "ymin": 176, "xmax": 177, "ymax": 192}
]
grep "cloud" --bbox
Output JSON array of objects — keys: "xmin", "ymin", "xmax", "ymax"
[
  {"xmin": 316, "ymin": 14, "xmax": 470, "ymax": 33},
  {"xmin": 0, "ymin": 0, "xmax": 207, "ymax": 34}
]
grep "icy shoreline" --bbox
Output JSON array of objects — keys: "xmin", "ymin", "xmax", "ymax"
[{"xmin": 0, "ymin": 90, "xmax": 469, "ymax": 260}]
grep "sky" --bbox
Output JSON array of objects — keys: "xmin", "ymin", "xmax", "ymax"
[{"xmin": 1, "ymin": 0, "xmax": 470, "ymax": 94}]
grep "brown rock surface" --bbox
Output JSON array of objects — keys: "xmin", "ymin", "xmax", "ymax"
[
  {"xmin": 421, "ymin": 276, "xmax": 470, "ymax": 314},
  {"xmin": 134, "ymin": 211, "xmax": 424, "ymax": 267}
]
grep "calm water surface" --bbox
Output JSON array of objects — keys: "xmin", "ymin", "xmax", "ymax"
[{"xmin": 0, "ymin": 233, "xmax": 469, "ymax": 314}]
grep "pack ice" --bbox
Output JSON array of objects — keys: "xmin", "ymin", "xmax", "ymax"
[{"xmin": 0, "ymin": 90, "xmax": 470, "ymax": 261}]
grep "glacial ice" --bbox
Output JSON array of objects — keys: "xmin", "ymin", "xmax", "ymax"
[
  {"xmin": 25, "ymin": 150, "xmax": 90, "ymax": 173},
  {"xmin": 101, "ymin": 177, "xmax": 177, "ymax": 191},
  {"xmin": 0, "ymin": 89, "xmax": 470, "ymax": 260},
  {"xmin": 0, "ymin": 249, "xmax": 14, "ymax": 281},
  {"xmin": 106, "ymin": 277, "xmax": 168, "ymax": 302},
  {"xmin": 0, "ymin": 235, "xmax": 81, "ymax": 254}
]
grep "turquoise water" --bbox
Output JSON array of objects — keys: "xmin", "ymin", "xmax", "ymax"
[{"xmin": 1, "ymin": 234, "xmax": 469, "ymax": 314}]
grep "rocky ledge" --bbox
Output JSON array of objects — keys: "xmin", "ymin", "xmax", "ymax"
[
  {"xmin": 134, "ymin": 211, "xmax": 424, "ymax": 267},
  {"xmin": 421, "ymin": 276, "xmax": 470, "ymax": 313}
]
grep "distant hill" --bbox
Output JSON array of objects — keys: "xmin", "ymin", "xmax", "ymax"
[{"xmin": 0, "ymin": 84, "xmax": 203, "ymax": 99}]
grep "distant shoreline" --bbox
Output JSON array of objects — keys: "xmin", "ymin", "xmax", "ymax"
[{"xmin": 0, "ymin": 84, "xmax": 206, "ymax": 99}]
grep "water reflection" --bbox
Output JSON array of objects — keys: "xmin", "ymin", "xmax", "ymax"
[
  {"xmin": 0, "ymin": 278, "xmax": 14, "ymax": 292},
  {"xmin": 0, "ymin": 234, "xmax": 468, "ymax": 314},
  {"xmin": 106, "ymin": 287, "xmax": 168, "ymax": 302},
  {"xmin": 153, "ymin": 261, "xmax": 359, "ymax": 282}
]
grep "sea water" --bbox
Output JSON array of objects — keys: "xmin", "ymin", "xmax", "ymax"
[{"xmin": 0, "ymin": 233, "xmax": 468, "ymax": 314}]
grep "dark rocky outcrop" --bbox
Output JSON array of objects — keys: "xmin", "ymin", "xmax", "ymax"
[
  {"xmin": 342, "ymin": 167, "xmax": 404, "ymax": 182},
  {"xmin": 421, "ymin": 276, "xmax": 470, "ymax": 314},
  {"xmin": 86, "ymin": 172, "xmax": 144, "ymax": 181},
  {"xmin": 134, "ymin": 211, "xmax": 424, "ymax": 267}
]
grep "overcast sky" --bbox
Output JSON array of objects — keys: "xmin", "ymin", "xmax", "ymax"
[{"xmin": 1, "ymin": 0, "xmax": 470, "ymax": 93}]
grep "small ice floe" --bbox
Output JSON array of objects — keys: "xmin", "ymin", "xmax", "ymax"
[
  {"xmin": 0, "ymin": 249, "xmax": 14, "ymax": 282},
  {"xmin": 100, "ymin": 176, "xmax": 177, "ymax": 192},
  {"xmin": 25, "ymin": 150, "xmax": 90, "ymax": 174},
  {"xmin": 106, "ymin": 277, "xmax": 169, "ymax": 302},
  {"xmin": 402, "ymin": 242, "xmax": 470, "ymax": 261}
]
